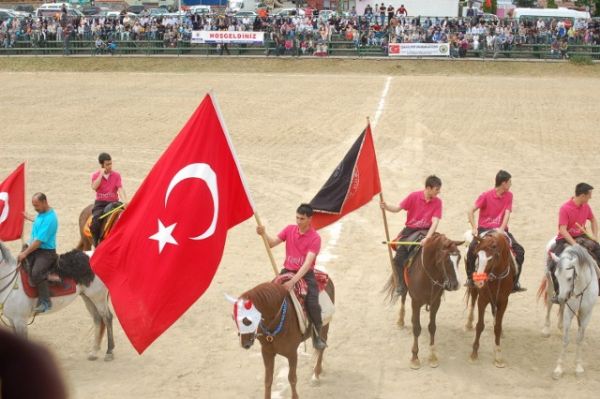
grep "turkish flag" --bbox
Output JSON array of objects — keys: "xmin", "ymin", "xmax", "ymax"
[
  {"xmin": 309, "ymin": 125, "xmax": 381, "ymax": 230},
  {"xmin": 91, "ymin": 94, "xmax": 254, "ymax": 353},
  {"xmin": 0, "ymin": 163, "xmax": 25, "ymax": 241},
  {"xmin": 485, "ymin": 0, "xmax": 492, "ymax": 8}
]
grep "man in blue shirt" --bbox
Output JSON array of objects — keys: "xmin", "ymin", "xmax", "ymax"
[{"xmin": 17, "ymin": 193, "xmax": 58, "ymax": 313}]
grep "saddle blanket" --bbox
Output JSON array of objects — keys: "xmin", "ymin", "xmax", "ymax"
[{"xmin": 19, "ymin": 268, "xmax": 77, "ymax": 299}]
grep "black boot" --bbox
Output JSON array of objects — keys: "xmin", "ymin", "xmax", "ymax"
[
  {"xmin": 312, "ymin": 324, "xmax": 327, "ymax": 350},
  {"xmin": 394, "ymin": 251, "xmax": 408, "ymax": 296},
  {"xmin": 34, "ymin": 281, "xmax": 52, "ymax": 313},
  {"xmin": 512, "ymin": 263, "xmax": 527, "ymax": 293}
]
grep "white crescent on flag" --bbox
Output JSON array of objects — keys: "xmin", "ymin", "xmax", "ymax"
[{"xmin": 0, "ymin": 192, "xmax": 9, "ymax": 224}]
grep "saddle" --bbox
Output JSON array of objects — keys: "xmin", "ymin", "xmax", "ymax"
[
  {"xmin": 19, "ymin": 267, "xmax": 76, "ymax": 299},
  {"xmin": 393, "ymin": 230, "xmax": 427, "ymax": 269},
  {"xmin": 272, "ymin": 270, "xmax": 334, "ymax": 334},
  {"xmin": 83, "ymin": 202, "xmax": 123, "ymax": 243}
]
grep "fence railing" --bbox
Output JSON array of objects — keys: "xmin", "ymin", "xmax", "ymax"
[{"xmin": 1, "ymin": 39, "xmax": 599, "ymax": 60}]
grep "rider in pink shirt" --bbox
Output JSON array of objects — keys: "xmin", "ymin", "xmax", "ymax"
[
  {"xmin": 466, "ymin": 170, "xmax": 525, "ymax": 292},
  {"xmin": 381, "ymin": 175, "xmax": 443, "ymax": 296},
  {"xmin": 256, "ymin": 203, "xmax": 327, "ymax": 350}
]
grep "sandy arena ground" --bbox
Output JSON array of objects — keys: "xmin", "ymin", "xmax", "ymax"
[{"xmin": 1, "ymin": 60, "xmax": 600, "ymax": 399}]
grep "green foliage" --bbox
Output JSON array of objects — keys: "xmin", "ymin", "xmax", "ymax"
[
  {"xmin": 515, "ymin": 0, "xmax": 536, "ymax": 6},
  {"xmin": 547, "ymin": 0, "xmax": 559, "ymax": 8},
  {"xmin": 483, "ymin": 0, "xmax": 497, "ymax": 14},
  {"xmin": 570, "ymin": 55, "xmax": 594, "ymax": 65}
]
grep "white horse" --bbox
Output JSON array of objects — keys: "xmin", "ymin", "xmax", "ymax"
[
  {"xmin": 0, "ymin": 241, "xmax": 115, "ymax": 361},
  {"xmin": 550, "ymin": 244, "xmax": 599, "ymax": 379}
]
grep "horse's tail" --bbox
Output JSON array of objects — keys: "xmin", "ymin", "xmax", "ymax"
[
  {"xmin": 382, "ymin": 273, "xmax": 400, "ymax": 304},
  {"xmin": 537, "ymin": 277, "xmax": 548, "ymax": 305}
]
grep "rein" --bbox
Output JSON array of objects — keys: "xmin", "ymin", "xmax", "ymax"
[
  {"xmin": 259, "ymin": 298, "xmax": 288, "ymax": 342},
  {"xmin": 564, "ymin": 266, "xmax": 592, "ymax": 327}
]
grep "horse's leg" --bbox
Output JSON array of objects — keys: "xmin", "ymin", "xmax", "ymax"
[
  {"xmin": 493, "ymin": 298, "xmax": 508, "ymax": 368},
  {"xmin": 428, "ymin": 297, "xmax": 441, "ymax": 368},
  {"xmin": 470, "ymin": 293, "xmax": 487, "ymax": 362},
  {"xmin": 99, "ymin": 301, "xmax": 115, "ymax": 361},
  {"xmin": 81, "ymin": 294, "xmax": 103, "ymax": 361},
  {"xmin": 12, "ymin": 318, "xmax": 28, "ymax": 339},
  {"xmin": 287, "ymin": 351, "xmax": 299, "ymax": 399},
  {"xmin": 575, "ymin": 309, "xmax": 593, "ymax": 376},
  {"xmin": 410, "ymin": 300, "xmax": 422, "ymax": 369},
  {"xmin": 542, "ymin": 296, "xmax": 553, "ymax": 338},
  {"xmin": 397, "ymin": 293, "xmax": 407, "ymax": 329},
  {"xmin": 557, "ymin": 304, "xmax": 565, "ymax": 331},
  {"xmin": 553, "ymin": 305, "xmax": 574, "ymax": 380},
  {"xmin": 261, "ymin": 347, "xmax": 275, "ymax": 399},
  {"xmin": 312, "ymin": 323, "xmax": 329, "ymax": 385},
  {"xmin": 465, "ymin": 288, "xmax": 477, "ymax": 331}
]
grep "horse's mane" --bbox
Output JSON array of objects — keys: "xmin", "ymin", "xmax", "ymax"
[
  {"xmin": 241, "ymin": 282, "xmax": 288, "ymax": 314},
  {"xmin": 0, "ymin": 241, "xmax": 16, "ymax": 266},
  {"xmin": 56, "ymin": 250, "xmax": 95, "ymax": 287},
  {"xmin": 564, "ymin": 244, "xmax": 597, "ymax": 272}
]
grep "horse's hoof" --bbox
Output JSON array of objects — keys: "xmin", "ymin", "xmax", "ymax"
[
  {"xmin": 310, "ymin": 374, "xmax": 320, "ymax": 386},
  {"xmin": 575, "ymin": 365, "xmax": 584, "ymax": 376},
  {"xmin": 397, "ymin": 322, "xmax": 405, "ymax": 329},
  {"xmin": 104, "ymin": 353, "xmax": 114, "ymax": 362},
  {"xmin": 464, "ymin": 323, "xmax": 473, "ymax": 332},
  {"xmin": 410, "ymin": 359, "xmax": 421, "ymax": 370},
  {"xmin": 469, "ymin": 354, "xmax": 478, "ymax": 364},
  {"xmin": 552, "ymin": 369, "xmax": 563, "ymax": 380},
  {"xmin": 87, "ymin": 354, "xmax": 98, "ymax": 361},
  {"xmin": 541, "ymin": 328, "xmax": 551, "ymax": 338},
  {"xmin": 494, "ymin": 359, "xmax": 506, "ymax": 368},
  {"xmin": 429, "ymin": 358, "xmax": 439, "ymax": 368}
]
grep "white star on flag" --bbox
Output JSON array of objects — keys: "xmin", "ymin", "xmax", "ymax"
[{"xmin": 149, "ymin": 220, "xmax": 178, "ymax": 253}]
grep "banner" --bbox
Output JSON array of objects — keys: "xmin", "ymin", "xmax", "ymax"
[
  {"xmin": 388, "ymin": 43, "xmax": 450, "ymax": 57},
  {"xmin": 191, "ymin": 31, "xmax": 265, "ymax": 44}
]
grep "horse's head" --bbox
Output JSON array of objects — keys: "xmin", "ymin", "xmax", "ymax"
[
  {"xmin": 473, "ymin": 232, "xmax": 511, "ymax": 288},
  {"xmin": 434, "ymin": 236, "xmax": 464, "ymax": 291},
  {"xmin": 226, "ymin": 294, "xmax": 262, "ymax": 350},
  {"xmin": 552, "ymin": 245, "xmax": 595, "ymax": 305}
]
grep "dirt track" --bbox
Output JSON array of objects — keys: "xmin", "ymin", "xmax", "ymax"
[{"xmin": 1, "ymin": 60, "xmax": 600, "ymax": 398}]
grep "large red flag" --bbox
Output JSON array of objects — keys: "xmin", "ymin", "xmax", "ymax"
[
  {"xmin": 309, "ymin": 125, "xmax": 381, "ymax": 230},
  {"xmin": 0, "ymin": 163, "xmax": 25, "ymax": 241},
  {"xmin": 91, "ymin": 94, "xmax": 254, "ymax": 353}
]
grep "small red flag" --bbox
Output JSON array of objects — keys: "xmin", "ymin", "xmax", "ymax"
[
  {"xmin": 91, "ymin": 94, "xmax": 254, "ymax": 353},
  {"xmin": 309, "ymin": 125, "xmax": 381, "ymax": 230},
  {"xmin": 0, "ymin": 163, "xmax": 25, "ymax": 241}
]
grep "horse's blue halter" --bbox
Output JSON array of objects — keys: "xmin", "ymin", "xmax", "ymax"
[{"xmin": 259, "ymin": 298, "xmax": 288, "ymax": 342}]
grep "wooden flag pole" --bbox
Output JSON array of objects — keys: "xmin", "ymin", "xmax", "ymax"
[
  {"xmin": 254, "ymin": 213, "xmax": 279, "ymax": 277},
  {"xmin": 367, "ymin": 116, "xmax": 396, "ymax": 275},
  {"xmin": 20, "ymin": 161, "xmax": 27, "ymax": 249}
]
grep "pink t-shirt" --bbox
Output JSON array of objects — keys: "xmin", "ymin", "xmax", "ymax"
[
  {"xmin": 399, "ymin": 190, "xmax": 443, "ymax": 229},
  {"xmin": 91, "ymin": 171, "xmax": 122, "ymax": 202},
  {"xmin": 277, "ymin": 225, "xmax": 321, "ymax": 271},
  {"xmin": 556, "ymin": 198, "xmax": 594, "ymax": 240},
  {"xmin": 475, "ymin": 189, "xmax": 513, "ymax": 229}
]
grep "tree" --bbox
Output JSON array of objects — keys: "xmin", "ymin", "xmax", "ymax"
[
  {"xmin": 575, "ymin": 0, "xmax": 600, "ymax": 17},
  {"xmin": 483, "ymin": 0, "xmax": 497, "ymax": 15},
  {"xmin": 547, "ymin": 0, "xmax": 559, "ymax": 8},
  {"xmin": 514, "ymin": 0, "xmax": 536, "ymax": 6}
]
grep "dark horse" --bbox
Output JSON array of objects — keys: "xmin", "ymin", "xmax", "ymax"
[
  {"xmin": 76, "ymin": 204, "xmax": 122, "ymax": 251},
  {"xmin": 228, "ymin": 280, "xmax": 335, "ymax": 399},
  {"xmin": 386, "ymin": 233, "xmax": 463, "ymax": 369},
  {"xmin": 465, "ymin": 231, "xmax": 515, "ymax": 367}
]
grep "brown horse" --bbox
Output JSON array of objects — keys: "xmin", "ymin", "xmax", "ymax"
[
  {"xmin": 465, "ymin": 231, "xmax": 515, "ymax": 367},
  {"xmin": 76, "ymin": 204, "xmax": 123, "ymax": 251},
  {"xmin": 387, "ymin": 233, "xmax": 463, "ymax": 369},
  {"xmin": 228, "ymin": 280, "xmax": 335, "ymax": 399}
]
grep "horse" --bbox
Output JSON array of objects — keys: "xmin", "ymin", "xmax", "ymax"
[
  {"xmin": 538, "ymin": 238, "xmax": 565, "ymax": 338},
  {"xmin": 0, "ymin": 241, "xmax": 115, "ymax": 361},
  {"xmin": 549, "ymin": 245, "xmax": 599, "ymax": 379},
  {"xmin": 227, "ymin": 279, "xmax": 335, "ymax": 399},
  {"xmin": 465, "ymin": 231, "xmax": 515, "ymax": 367},
  {"xmin": 76, "ymin": 203, "xmax": 123, "ymax": 251},
  {"xmin": 386, "ymin": 233, "xmax": 463, "ymax": 369}
]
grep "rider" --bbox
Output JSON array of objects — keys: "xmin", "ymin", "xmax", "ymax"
[
  {"xmin": 466, "ymin": 170, "xmax": 526, "ymax": 292},
  {"xmin": 380, "ymin": 175, "xmax": 443, "ymax": 296},
  {"xmin": 256, "ymin": 203, "xmax": 327, "ymax": 350},
  {"xmin": 90, "ymin": 153, "xmax": 127, "ymax": 247},
  {"xmin": 549, "ymin": 183, "xmax": 600, "ymax": 299},
  {"xmin": 17, "ymin": 193, "xmax": 58, "ymax": 313}
]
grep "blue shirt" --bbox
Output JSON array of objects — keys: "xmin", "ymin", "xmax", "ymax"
[{"xmin": 30, "ymin": 209, "xmax": 58, "ymax": 250}]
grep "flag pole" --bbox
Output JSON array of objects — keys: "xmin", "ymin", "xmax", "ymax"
[
  {"xmin": 368, "ymin": 117, "xmax": 397, "ymax": 278},
  {"xmin": 254, "ymin": 213, "xmax": 279, "ymax": 277},
  {"xmin": 20, "ymin": 161, "xmax": 26, "ymax": 249}
]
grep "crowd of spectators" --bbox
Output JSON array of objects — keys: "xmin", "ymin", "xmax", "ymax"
[{"xmin": 1, "ymin": 4, "xmax": 600, "ymax": 57}]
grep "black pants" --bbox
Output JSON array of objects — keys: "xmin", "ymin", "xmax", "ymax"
[
  {"xmin": 282, "ymin": 268, "xmax": 322, "ymax": 327},
  {"xmin": 466, "ymin": 228, "xmax": 525, "ymax": 279},
  {"xmin": 90, "ymin": 200, "xmax": 113, "ymax": 244},
  {"xmin": 26, "ymin": 249, "xmax": 57, "ymax": 286},
  {"xmin": 394, "ymin": 227, "xmax": 428, "ymax": 280},
  {"xmin": 549, "ymin": 236, "xmax": 600, "ymax": 291}
]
